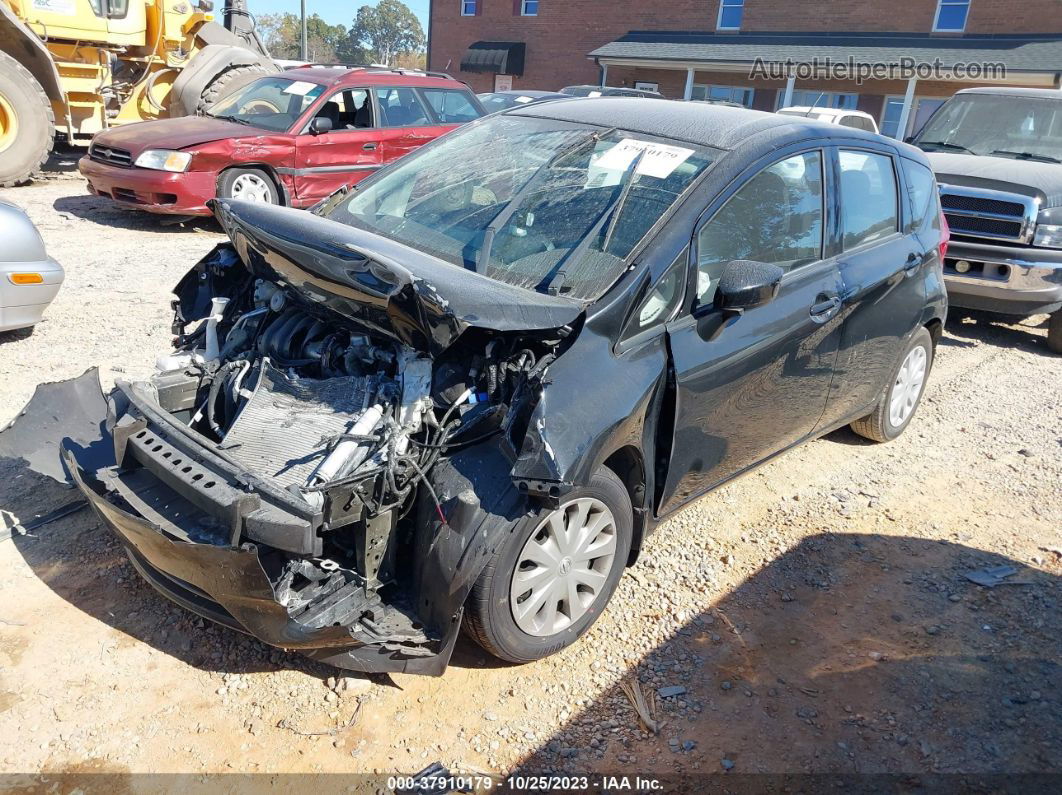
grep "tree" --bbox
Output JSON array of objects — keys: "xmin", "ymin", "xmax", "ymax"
[
  {"xmin": 344, "ymin": 0, "xmax": 425, "ymax": 67},
  {"xmin": 257, "ymin": 13, "xmax": 348, "ymax": 63}
]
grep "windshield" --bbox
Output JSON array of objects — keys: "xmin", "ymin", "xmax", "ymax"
[
  {"xmin": 323, "ymin": 116, "xmax": 718, "ymax": 300},
  {"xmin": 205, "ymin": 77, "xmax": 325, "ymax": 132},
  {"xmin": 915, "ymin": 94, "xmax": 1062, "ymax": 163}
]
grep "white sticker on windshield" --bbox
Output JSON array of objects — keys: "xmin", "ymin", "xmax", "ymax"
[
  {"xmin": 588, "ymin": 91, "xmax": 603, "ymax": 97},
  {"xmin": 593, "ymin": 138, "xmax": 695, "ymax": 179},
  {"xmin": 514, "ymin": 96, "xmax": 535, "ymax": 104},
  {"xmin": 282, "ymin": 81, "xmax": 318, "ymax": 96}
]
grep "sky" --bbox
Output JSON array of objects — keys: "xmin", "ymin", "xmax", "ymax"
[{"xmin": 249, "ymin": 0, "xmax": 431, "ymax": 32}]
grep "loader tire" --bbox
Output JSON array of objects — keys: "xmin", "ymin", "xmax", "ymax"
[
  {"xmin": 197, "ymin": 64, "xmax": 270, "ymax": 114},
  {"xmin": 0, "ymin": 51, "xmax": 55, "ymax": 187}
]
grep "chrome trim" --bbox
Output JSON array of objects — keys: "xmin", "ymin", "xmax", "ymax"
[{"xmin": 938, "ymin": 183, "xmax": 1039, "ymax": 245}]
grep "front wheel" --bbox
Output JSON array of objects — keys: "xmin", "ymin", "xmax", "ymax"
[
  {"xmin": 464, "ymin": 468, "xmax": 633, "ymax": 663},
  {"xmin": 218, "ymin": 167, "xmax": 279, "ymax": 204},
  {"xmin": 851, "ymin": 326, "xmax": 934, "ymax": 443}
]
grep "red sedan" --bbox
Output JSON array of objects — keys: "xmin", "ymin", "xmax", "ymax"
[{"xmin": 79, "ymin": 67, "xmax": 485, "ymax": 215}]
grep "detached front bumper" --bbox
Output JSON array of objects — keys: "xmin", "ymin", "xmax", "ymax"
[
  {"xmin": 78, "ymin": 156, "xmax": 218, "ymax": 216},
  {"xmin": 944, "ymin": 240, "xmax": 1062, "ymax": 317}
]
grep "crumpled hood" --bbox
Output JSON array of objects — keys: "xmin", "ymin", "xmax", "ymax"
[
  {"xmin": 211, "ymin": 199, "xmax": 584, "ymax": 356},
  {"xmin": 91, "ymin": 116, "xmax": 251, "ymax": 156},
  {"xmin": 926, "ymin": 151, "xmax": 1062, "ymax": 208}
]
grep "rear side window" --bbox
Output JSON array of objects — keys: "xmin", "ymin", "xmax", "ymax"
[
  {"xmin": 904, "ymin": 159, "xmax": 940, "ymax": 230},
  {"xmin": 839, "ymin": 150, "xmax": 899, "ymax": 249},
  {"xmin": 421, "ymin": 88, "xmax": 481, "ymax": 123},
  {"xmin": 374, "ymin": 87, "xmax": 430, "ymax": 127}
]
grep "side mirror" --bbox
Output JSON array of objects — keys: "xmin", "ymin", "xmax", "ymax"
[
  {"xmin": 903, "ymin": 135, "xmax": 915, "ymax": 144},
  {"xmin": 310, "ymin": 117, "xmax": 333, "ymax": 135},
  {"xmin": 715, "ymin": 259, "xmax": 785, "ymax": 315}
]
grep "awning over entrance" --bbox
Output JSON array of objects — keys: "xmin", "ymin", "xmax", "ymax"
[{"xmin": 460, "ymin": 41, "xmax": 526, "ymax": 76}]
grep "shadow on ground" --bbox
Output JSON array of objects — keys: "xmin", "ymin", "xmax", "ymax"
[
  {"xmin": 519, "ymin": 532, "xmax": 1059, "ymax": 785},
  {"xmin": 52, "ymin": 195, "xmax": 220, "ymax": 234},
  {"xmin": 945, "ymin": 310, "xmax": 1055, "ymax": 356}
]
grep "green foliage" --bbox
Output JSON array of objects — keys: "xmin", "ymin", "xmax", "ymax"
[
  {"xmin": 344, "ymin": 0, "xmax": 426, "ymax": 67},
  {"xmin": 257, "ymin": 13, "xmax": 350, "ymax": 63}
]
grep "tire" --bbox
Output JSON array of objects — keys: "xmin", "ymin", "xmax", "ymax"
[
  {"xmin": 197, "ymin": 64, "xmax": 270, "ymax": 114},
  {"xmin": 1048, "ymin": 310, "xmax": 1062, "ymax": 355},
  {"xmin": 851, "ymin": 326, "xmax": 934, "ymax": 443},
  {"xmin": 464, "ymin": 468, "xmax": 633, "ymax": 663},
  {"xmin": 217, "ymin": 167, "xmax": 279, "ymax": 204},
  {"xmin": 0, "ymin": 51, "xmax": 55, "ymax": 187}
]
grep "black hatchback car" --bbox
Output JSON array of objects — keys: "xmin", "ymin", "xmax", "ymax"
[{"xmin": 60, "ymin": 99, "xmax": 947, "ymax": 675}]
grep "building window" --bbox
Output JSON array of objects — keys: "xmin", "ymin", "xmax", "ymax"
[
  {"xmin": 717, "ymin": 0, "xmax": 744, "ymax": 30},
  {"xmin": 692, "ymin": 84, "xmax": 755, "ymax": 107},
  {"xmin": 882, "ymin": 96, "xmax": 947, "ymax": 139},
  {"xmin": 461, "ymin": 0, "xmax": 477, "ymax": 16},
  {"xmin": 521, "ymin": 0, "xmax": 539, "ymax": 16},
  {"xmin": 934, "ymin": 0, "xmax": 971, "ymax": 32},
  {"xmin": 782, "ymin": 90, "xmax": 859, "ymax": 110}
]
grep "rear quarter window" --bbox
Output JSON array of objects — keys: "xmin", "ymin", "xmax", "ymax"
[
  {"xmin": 421, "ymin": 88, "xmax": 483, "ymax": 123},
  {"xmin": 904, "ymin": 159, "xmax": 941, "ymax": 231}
]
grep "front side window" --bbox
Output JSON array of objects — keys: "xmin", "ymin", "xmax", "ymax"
[
  {"xmin": 696, "ymin": 151, "xmax": 824, "ymax": 305},
  {"xmin": 461, "ymin": 0, "xmax": 477, "ymax": 15},
  {"xmin": 839, "ymin": 150, "xmax": 899, "ymax": 250},
  {"xmin": 206, "ymin": 77, "xmax": 325, "ymax": 132},
  {"xmin": 934, "ymin": 0, "xmax": 971, "ymax": 32},
  {"xmin": 310, "ymin": 89, "xmax": 373, "ymax": 131},
  {"xmin": 374, "ymin": 87, "xmax": 430, "ymax": 127},
  {"xmin": 421, "ymin": 88, "xmax": 482, "ymax": 124},
  {"xmin": 325, "ymin": 116, "xmax": 719, "ymax": 300},
  {"xmin": 717, "ymin": 0, "xmax": 744, "ymax": 30},
  {"xmin": 521, "ymin": 0, "xmax": 539, "ymax": 16}
]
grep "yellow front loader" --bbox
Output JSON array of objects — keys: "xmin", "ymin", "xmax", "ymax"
[{"xmin": 0, "ymin": 0, "xmax": 275, "ymax": 186}]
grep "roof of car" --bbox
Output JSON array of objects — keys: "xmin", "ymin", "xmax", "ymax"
[
  {"xmin": 509, "ymin": 96, "xmax": 888, "ymax": 150},
  {"xmin": 485, "ymin": 90, "xmax": 569, "ymax": 98},
  {"xmin": 955, "ymin": 87, "xmax": 1062, "ymax": 100},
  {"xmin": 276, "ymin": 66, "xmax": 468, "ymax": 89}
]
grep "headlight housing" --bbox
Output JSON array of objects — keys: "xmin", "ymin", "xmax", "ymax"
[
  {"xmin": 134, "ymin": 149, "xmax": 192, "ymax": 172},
  {"xmin": 1033, "ymin": 223, "xmax": 1062, "ymax": 249}
]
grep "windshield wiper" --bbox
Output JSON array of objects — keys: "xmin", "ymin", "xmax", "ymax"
[
  {"xmin": 918, "ymin": 140, "xmax": 974, "ymax": 154},
  {"xmin": 534, "ymin": 149, "xmax": 646, "ymax": 295},
  {"xmin": 474, "ymin": 128, "xmax": 616, "ymax": 273},
  {"xmin": 214, "ymin": 114, "xmax": 253, "ymax": 127},
  {"xmin": 989, "ymin": 149, "xmax": 1062, "ymax": 164}
]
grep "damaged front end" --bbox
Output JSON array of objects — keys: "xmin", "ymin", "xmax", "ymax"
[{"xmin": 58, "ymin": 201, "xmax": 583, "ymax": 675}]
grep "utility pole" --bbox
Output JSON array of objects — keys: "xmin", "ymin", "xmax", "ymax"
[{"xmin": 300, "ymin": 0, "xmax": 308, "ymax": 61}]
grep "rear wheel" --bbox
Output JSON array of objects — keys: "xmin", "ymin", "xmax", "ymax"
[
  {"xmin": 1048, "ymin": 310, "xmax": 1062, "ymax": 354},
  {"xmin": 218, "ymin": 167, "xmax": 279, "ymax": 204},
  {"xmin": 197, "ymin": 64, "xmax": 270, "ymax": 114},
  {"xmin": 464, "ymin": 468, "xmax": 633, "ymax": 663},
  {"xmin": 0, "ymin": 51, "xmax": 55, "ymax": 187},
  {"xmin": 851, "ymin": 326, "xmax": 934, "ymax": 442}
]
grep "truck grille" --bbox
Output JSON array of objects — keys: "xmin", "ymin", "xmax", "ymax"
[
  {"xmin": 939, "ymin": 185, "xmax": 1037, "ymax": 245},
  {"xmin": 89, "ymin": 144, "xmax": 133, "ymax": 167}
]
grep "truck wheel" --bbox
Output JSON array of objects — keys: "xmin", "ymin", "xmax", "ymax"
[
  {"xmin": 198, "ymin": 64, "xmax": 269, "ymax": 113},
  {"xmin": 1048, "ymin": 311, "xmax": 1062, "ymax": 355},
  {"xmin": 0, "ymin": 51, "xmax": 55, "ymax": 187},
  {"xmin": 218, "ymin": 167, "xmax": 279, "ymax": 204},
  {"xmin": 851, "ymin": 326, "xmax": 934, "ymax": 443},
  {"xmin": 464, "ymin": 468, "xmax": 633, "ymax": 663}
]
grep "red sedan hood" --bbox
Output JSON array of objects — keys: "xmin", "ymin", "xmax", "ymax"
[{"xmin": 91, "ymin": 116, "xmax": 252, "ymax": 156}]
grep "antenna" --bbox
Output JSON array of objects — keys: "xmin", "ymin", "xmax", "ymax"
[{"xmin": 805, "ymin": 92, "xmax": 826, "ymax": 117}]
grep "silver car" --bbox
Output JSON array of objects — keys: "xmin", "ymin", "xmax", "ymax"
[{"xmin": 0, "ymin": 200, "xmax": 63, "ymax": 332}]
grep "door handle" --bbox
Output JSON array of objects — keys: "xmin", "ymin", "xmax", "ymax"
[
  {"xmin": 810, "ymin": 295, "xmax": 841, "ymax": 321},
  {"xmin": 362, "ymin": 142, "xmax": 378, "ymax": 151},
  {"xmin": 904, "ymin": 252, "xmax": 925, "ymax": 273}
]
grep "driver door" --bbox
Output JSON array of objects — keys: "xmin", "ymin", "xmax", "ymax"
[
  {"xmin": 660, "ymin": 148, "xmax": 845, "ymax": 514},
  {"xmin": 293, "ymin": 88, "xmax": 386, "ymax": 203}
]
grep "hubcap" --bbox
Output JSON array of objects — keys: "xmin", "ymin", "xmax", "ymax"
[
  {"xmin": 0, "ymin": 92, "xmax": 18, "ymax": 154},
  {"xmin": 229, "ymin": 173, "xmax": 272, "ymax": 203},
  {"xmin": 889, "ymin": 344, "xmax": 927, "ymax": 427},
  {"xmin": 510, "ymin": 497, "xmax": 617, "ymax": 637}
]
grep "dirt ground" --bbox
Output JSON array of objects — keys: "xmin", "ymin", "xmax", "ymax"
[{"xmin": 0, "ymin": 164, "xmax": 1059, "ymax": 791}]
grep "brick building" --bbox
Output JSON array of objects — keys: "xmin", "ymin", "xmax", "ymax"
[{"xmin": 428, "ymin": 0, "xmax": 1062, "ymax": 138}]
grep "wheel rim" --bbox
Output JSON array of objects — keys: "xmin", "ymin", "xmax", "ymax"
[
  {"xmin": 0, "ymin": 92, "xmax": 18, "ymax": 154},
  {"xmin": 229, "ymin": 173, "xmax": 272, "ymax": 202},
  {"xmin": 510, "ymin": 497, "xmax": 618, "ymax": 637},
  {"xmin": 889, "ymin": 344, "xmax": 927, "ymax": 427}
]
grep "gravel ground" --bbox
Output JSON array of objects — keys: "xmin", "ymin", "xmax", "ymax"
[{"xmin": 0, "ymin": 169, "xmax": 1059, "ymax": 788}]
